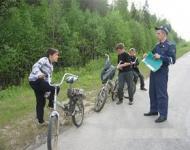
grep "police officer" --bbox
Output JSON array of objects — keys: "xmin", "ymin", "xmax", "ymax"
[{"xmin": 144, "ymin": 25, "xmax": 176, "ymax": 123}]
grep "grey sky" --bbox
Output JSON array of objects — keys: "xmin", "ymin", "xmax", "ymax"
[{"xmin": 109, "ymin": 0, "xmax": 190, "ymax": 41}]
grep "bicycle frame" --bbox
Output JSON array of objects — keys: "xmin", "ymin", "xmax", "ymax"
[
  {"xmin": 103, "ymin": 79, "xmax": 113, "ymax": 93},
  {"xmin": 102, "ymin": 54, "xmax": 115, "ymax": 91},
  {"xmin": 47, "ymin": 73, "xmax": 81, "ymax": 150},
  {"xmin": 48, "ymin": 73, "xmax": 78, "ymax": 118},
  {"xmin": 94, "ymin": 54, "xmax": 117, "ymax": 112}
]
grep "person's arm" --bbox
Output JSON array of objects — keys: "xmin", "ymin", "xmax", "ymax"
[
  {"xmin": 143, "ymin": 53, "xmax": 147, "ymax": 58},
  {"xmin": 160, "ymin": 44, "xmax": 176, "ymax": 65},
  {"xmin": 31, "ymin": 57, "xmax": 47, "ymax": 79},
  {"xmin": 152, "ymin": 45, "xmax": 157, "ymax": 54},
  {"xmin": 117, "ymin": 54, "xmax": 131, "ymax": 69},
  {"xmin": 143, "ymin": 45, "xmax": 157, "ymax": 58},
  {"xmin": 119, "ymin": 62, "xmax": 131, "ymax": 67},
  {"xmin": 117, "ymin": 61, "xmax": 130, "ymax": 69},
  {"xmin": 134, "ymin": 57, "xmax": 139, "ymax": 66},
  {"xmin": 154, "ymin": 44, "xmax": 176, "ymax": 65}
]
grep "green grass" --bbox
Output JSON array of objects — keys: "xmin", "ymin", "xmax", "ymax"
[
  {"xmin": 0, "ymin": 85, "xmax": 34, "ymax": 127},
  {"xmin": 0, "ymin": 42, "xmax": 190, "ymax": 128},
  {"xmin": 176, "ymin": 42, "xmax": 190, "ymax": 58}
]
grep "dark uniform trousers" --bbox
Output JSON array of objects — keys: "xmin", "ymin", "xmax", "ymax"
[
  {"xmin": 118, "ymin": 71, "xmax": 134, "ymax": 102},
  {"xmin": 149, "ymin": 66, "xmax": 169, "ymax": 117}
]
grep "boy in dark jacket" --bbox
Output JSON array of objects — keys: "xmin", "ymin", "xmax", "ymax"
[
  {"xmin": 129, "ymin": 48, "xmax": 147, "ymax": 91},
  {"xmin": 115, "ymin": 43, "xmax": 134, "ymax": 105}
]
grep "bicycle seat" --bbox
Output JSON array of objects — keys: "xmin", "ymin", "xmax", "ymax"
[{"xmin": 66, "ymin": 76, "xmax": 78, "ymax": 84}]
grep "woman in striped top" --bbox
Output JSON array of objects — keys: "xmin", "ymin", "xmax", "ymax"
[{"xmin": 29, "ymin": 48, "xmax": 59, "ymax": 125}]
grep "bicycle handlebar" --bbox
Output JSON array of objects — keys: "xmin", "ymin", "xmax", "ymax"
[
  {"xmin": 48, "ymin": 73, "xmax": 78, "ymax": 87},
  {"xmin": 105, "ymin": 54, "xmax": 110, "ymax": 61}
]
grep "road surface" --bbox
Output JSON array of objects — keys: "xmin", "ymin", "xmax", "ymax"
[{"xmin": 36, "ymin": 52, "xmax": 190, "ymax": 150}]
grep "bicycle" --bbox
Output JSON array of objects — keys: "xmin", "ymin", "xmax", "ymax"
[
  {"xmin": 47, "ymin": 73, "xmax": 85, "ymax": 150},
  {"xmin": 94, "ymin": 54, "xmax": 116, "ymax": 112}
]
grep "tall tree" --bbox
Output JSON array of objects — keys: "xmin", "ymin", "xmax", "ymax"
[
  {"xmin": 130, "ymin": 2, "xmax": 140, "ymax": 21},
  {"xmin": 0, "ymin": 0, "xmax": 20, "ymax": 17},
  {"xmin": 114, "ymin": 0, "xmax": 129, "ymax": 20},
  {"xmin": 0, "ymin": 0, "xmax": 183, "ymax": 89},
  {"xmin": 79, "ymin": 0, "xmax": 108, "ymax": 15},
  {"xmin": 142, "ymin": 0, "xmax": 151, "ymax": 29}
]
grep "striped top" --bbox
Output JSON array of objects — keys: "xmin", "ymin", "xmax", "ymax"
[{"xmin": 28, "ymin": 57, "xmax": 53, "ymax": 82}]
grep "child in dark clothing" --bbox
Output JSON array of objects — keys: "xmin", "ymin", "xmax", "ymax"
[
  {"xmin": 115, "ymin": 43, "xmax": 134, "ymax": 105},
  {"xmin": 129, "ymin": 48, "xmax": 147, "ymax": 91}
]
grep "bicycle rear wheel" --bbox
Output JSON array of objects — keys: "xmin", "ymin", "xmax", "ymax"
[
  {"xmin": 47, "ymin": 115, "xmax": 59, "ymax": 150},
  {"xmin": 94, "ymin": 88, "xmax": 107, "ymax": 112},
  {"xmin": 72, "ymin": 100, "xmax": 84, "ymax": 127}
]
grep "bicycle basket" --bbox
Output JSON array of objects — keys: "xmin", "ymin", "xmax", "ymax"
[
  {"xmin": 67, "ymin": 88, "xmax": 86, "ymax": 99},
  {"xmin": 101, "ymin": 65, "xmax": 116, "ymax": 84}
]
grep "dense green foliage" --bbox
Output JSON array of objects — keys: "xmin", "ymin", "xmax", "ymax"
[{"xmin": 0, "ymin": 0, "xmax": 183, "ymax": 89}]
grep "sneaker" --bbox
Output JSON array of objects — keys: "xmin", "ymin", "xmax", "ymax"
[
  {"xmin": 38, "ymin": 121, "xmax": 48, "ymax": 126},
  {"xmin": 116, "ymin": 101, "xmax": 123, "ymax": 105},
  {"xmin": 44, "ymin": 91, "xmax": 51, "ymax": 98},
  {"xmin": 140, "ymin": 87, "xmax": 147, "ymax": 91}
]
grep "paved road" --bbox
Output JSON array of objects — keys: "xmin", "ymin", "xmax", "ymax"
[{"xmin": 36, "ymin": 52, "xmax": 190, "ymax": 150}]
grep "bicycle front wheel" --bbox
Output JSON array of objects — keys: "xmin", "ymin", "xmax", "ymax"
[
  {"xmin": 94, "ymin": 88, "xmax": 107, "ymax": 112},
  {"xmin": 47, "ymin": 115, "xmax": 59, "ymax": 150},
  {"xmin": 72, "ymin": 100, "xmax": 84, "ymax": 127}
]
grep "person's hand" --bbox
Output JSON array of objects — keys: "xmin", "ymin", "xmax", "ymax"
[
  {"xmin": 131, "ymin": 62, "xmax": 135, "ymax": 65},
  {"xmin": 154, "ymin": 53, "xmax": 161, "ymax": 59},
  {"xmin": 143, "ymin": 53, "xmax": 147, "ymax": 58},
  {"xmin": 38, "ymin": 74, "xmax": 45, "ymax": 79},
  {"xmin": 117, "ymin": 64, "xmax": 123, "ymax": 70}
]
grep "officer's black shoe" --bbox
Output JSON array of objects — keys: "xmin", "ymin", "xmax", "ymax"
[
  {"xmin": 144, "ymin": 112, "xmax": 158, "ymax": 116},
  {"xmin": 116, "ymin": 101, "xmax": 123, "ymax": 105},
  {"xmin": 155, "ymin": 116, "xmax": 167, "ymax": 123},
  {"xmin": 140, "ymin": 87, "xmax": 147, "ymax": 91}
]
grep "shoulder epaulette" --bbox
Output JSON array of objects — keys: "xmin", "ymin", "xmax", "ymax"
[{"xmin": 166, "ymin": 41, "xmax": 176, "ymax": 46}]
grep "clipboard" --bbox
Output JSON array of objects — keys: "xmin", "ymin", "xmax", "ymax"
[{"xmin": 142, "ymin": 52, "xmax": 163, "ymax": 72}]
